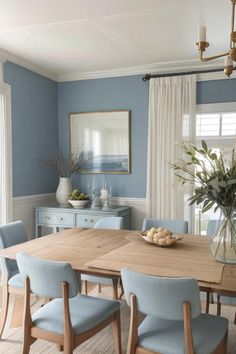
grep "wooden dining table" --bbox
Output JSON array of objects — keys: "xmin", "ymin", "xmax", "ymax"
[{"xmin": 1, "ymin": 227, "xmax": 236, "ymax": 296}]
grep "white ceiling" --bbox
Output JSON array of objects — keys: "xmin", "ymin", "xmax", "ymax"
[{"xmin": 0, "ymin": 0, "xmax": 232, "ymax": 81}]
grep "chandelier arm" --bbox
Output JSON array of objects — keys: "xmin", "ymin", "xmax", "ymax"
[
  {"xmin": 200, "ymin": 51, "xmax": 230, "ymax": 62},
  {"xmin": 232, "ymin": 2, "xmax": 235, "ymax": 34}
]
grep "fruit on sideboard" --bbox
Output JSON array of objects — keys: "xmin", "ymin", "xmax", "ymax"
[{"xmin": 68, "ymin": 189, "xmax": 89, "ymax": 201}]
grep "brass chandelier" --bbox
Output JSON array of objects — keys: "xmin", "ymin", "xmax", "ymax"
[{"xmin": 196, "ymin": 0, "xmax": 236, "ymax": 77}]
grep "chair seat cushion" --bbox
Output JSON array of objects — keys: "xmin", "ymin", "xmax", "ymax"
[
  {"xmin": 32, "ymin": 294, "xmax": 120, "ymax": 335},
  {"xmin": 81, "ymin": 274, "xmax": 116, "ymax": 285},
  {"xmin": 219, "ymin": 294, "xmax": 236, "ymax": 305},
  {"xmin": 138, "ymin": 313, "xmax": 228, "ymax": 354},
  {"xmin": 8, "ymin": 272, "xmax": 24, "ymax": 288}
]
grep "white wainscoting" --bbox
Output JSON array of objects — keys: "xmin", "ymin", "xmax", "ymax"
[
  {"xmin": 13, "ymin": 193, "xmax": 56, "ymax": 239},
  {"xmin": 13, "ymin": 194, "xmax": 146, "ymax": 238}
]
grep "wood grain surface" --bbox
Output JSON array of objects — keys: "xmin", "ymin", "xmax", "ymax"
[{"xmin": 0, "ymin": 227, "xmax": 236, "ymax": 295}]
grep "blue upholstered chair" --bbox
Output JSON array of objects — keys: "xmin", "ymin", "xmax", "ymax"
[
  {"xmin": 0, "ymin": 221, "xmax": 28, "ymax": 337},
  {"xmin": 16, "ymin": 252, "xmax": 121, "ymax": 354},
  {"xmin": 93, "ymin": 217, "xmax": 123, "ymax": 229},
  {"xmin": 206, "ymin": 219, "xmax": 222, "ymax": 236},
  {"xmin": 82, "ymin": 217, "xmax": 123, "ymax": 299},
  {"xmin": 121, "ymin": 268, "xmax": 228, "ymax": 354},
  {"xmin": 142, "ymin": 218, "xmax": 188, "ymax": 233}
]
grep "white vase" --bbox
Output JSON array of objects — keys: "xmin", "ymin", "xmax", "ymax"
[{"xmin": 56, "ymin": 177, "xmax": 72, "ymax": 206}]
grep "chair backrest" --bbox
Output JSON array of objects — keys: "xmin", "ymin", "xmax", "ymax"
[
  {"xmin": 16, "ymin": 252, "xmax": 79, "ymax": 298},
  {"xmin": 142, "ymin": 218, "xmax": 188, "ymax": 233},
  {"xmin": 121, "ymin": 268, "xmax": 201, "ymax": 321},
  {"xmin": 206, "ymin": 219, "xmax": 222, "ymax": 236},
  {"xmin": 0, "ymin": 221, "xmax": 28, "ymax": 277},
  {"xmin": 94, "ymin": 217, "xmax": 123, "ymax": 230}
]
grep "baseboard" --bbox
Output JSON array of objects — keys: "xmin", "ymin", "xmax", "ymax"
[{"xmin": 12, "ymin": 193, "xmax": 146, "ymax": 237}]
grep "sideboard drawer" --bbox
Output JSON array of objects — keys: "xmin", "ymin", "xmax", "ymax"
[
  {"xmin": 76, "ymin": 214, "xmax": 109, "ymax": 228},
  {"xmin": 38, "ymin": 211, "xmax": 74, "ymax": 227},
  {"xmin": 35, "ymin": 205, "xmax": 131, "ymax": 237}
]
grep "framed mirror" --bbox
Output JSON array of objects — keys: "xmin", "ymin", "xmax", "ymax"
[{"xmin": 69, "ymin": 110, "xmax": 131, "ymax": 174}]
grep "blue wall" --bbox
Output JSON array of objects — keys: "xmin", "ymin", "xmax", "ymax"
[
  {"xmin": 58, "ymin": 76, "xmax": 149, "ymax": 197},
  {"xmin": 4, "ymin": 62, "xmax": 58, "ymax": 197},
  {"xmin": 197, "ymin": 78, "xmax": 236, "ymax": 104},
  {"xmin": 4, "ymin": 60, "xmax": 236, "ymax": 199}
]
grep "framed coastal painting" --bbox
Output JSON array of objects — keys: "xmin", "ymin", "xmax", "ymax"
[{"xmin": 69, "ymin": 110, "xmax": 131, "ymax": 174}]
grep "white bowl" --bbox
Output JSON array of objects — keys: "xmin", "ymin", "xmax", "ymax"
[{"xmin": 68, "ymin": 200, "xmax": 89, "ymax": 208}]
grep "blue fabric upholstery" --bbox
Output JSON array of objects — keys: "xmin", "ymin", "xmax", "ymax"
[
  {"xmin": 94, "ymin": 217, "xmax": 123, "ymax": 229},
  {"xmin": 0, "ymin": 221, "xmax": 28, "ymax": 279},
  {"xmin": 81, "ymin": 274, "xmax": 114, "ymax": 284},
  {"xmin": 121, "ymin": 269, "xmax": 228, "ymax": 354},
  {"xmin": 138, "ymin": 314, "xmax": 228, "ymax": 354},
  {"xmin": 142, "ymin": 218, "xmax": 188, "ymax": 233},
  {"xmin": 8, "ymin": 273, "xmax": 24, "ymax": 288},
  {"xmin": 81, "ymin": 217, "xmax": 123, "ymax": 286},
  {"xmin": 206, "ymin": 219, "xmax": 222, "ymax": 236},
  {"xmin": 16, "ymin": 252, "xmax": 79, "ymax": 298},
  {"xmin": 32, "ymin": 294, "xmax": 120, "ymax": 335},
  {"xmin": 121, "ymin": 269, "xmax": 201, "ymax": 319},
  {"xmin": 219, "ymin": 296, "xmax": 236, "ymax": 305},
  {"xmin": 16, "ymin": 252, "xmax": 120, "ymax": 339}
]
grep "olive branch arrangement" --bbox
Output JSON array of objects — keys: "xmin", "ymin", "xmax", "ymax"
[
  {"xmin": 172, "ymin": 140, "xmax": 236, "ymax": 251},
  {"xmin": 43, "ymin": 151, "xmax": 85, "ymax": 177},
  {"xmin": 172, "ymin": 140, "xmax": 236, "ymax": 214}
]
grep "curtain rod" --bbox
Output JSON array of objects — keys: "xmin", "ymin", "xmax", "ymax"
[{"xmin": 142, "ymin": 67, "xmax": 236, "ymax": 81}]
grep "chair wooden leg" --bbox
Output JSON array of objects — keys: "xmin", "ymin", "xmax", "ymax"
[
  {"xmin": 234, "ymin": 311, "xmax": 236, "ymax": 325},
  {"xmin": 84, "ymin": 280, "xmax": 88, "ymax": 295},
  {"xmin": 217, "ymin": 295, "xmax": 221, "ymax": 316},
  {"xmin": 183, "ymin": 302, "xmax": 194, "ymax": 354},
  {"xmin": 112, "ymin": 310, "xmax": 122, "ymax": 354},
  {"xmin": 0, "ymin": 276, "xmax": 10, "ymax": 338},
  {"xmin": 62, "ymin": 282, "xmax": 74, "ymax": 354},
  {"xmin": 127, "ymin": 294, "xmax": 138, "ymax": 354},
  {"xmin": 119, "ymin": 279, "xmax": 124, "ymax": 300},
  {"xmin": 64, "ymin": 345, "xmax": 73, "ymax": 354},
  {"xmin": 98, "ymin": 283, "xmax": 102, "ymax": 293},
  {"xmin": 22, "ymin": 337, "xmax": 32, "ymax": 354},
  {"xmin": 22, "ymin": 277, "xmax": 34, "ymax": 354},
  {"xmin": 57, "ymin": 344, "xmax": 64, "ymax": 351},
  {"xmin": 205, "ymin": 292, "xmax": 210, "ymax": 314},
  {"xmin": 112, "ymin": 279, "xmax": 119, "ymax": 300}
]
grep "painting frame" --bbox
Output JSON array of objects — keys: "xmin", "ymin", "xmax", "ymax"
[{"xmin": 69, "ymin": 110, "xmax": 131, "ymax": 174}]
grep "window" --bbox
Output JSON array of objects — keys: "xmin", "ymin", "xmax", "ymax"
[
  {"xmin": 194, "ymin": 103, "xmax": 236, "ymax": 235},
  {"xmin": 197, "ymin": 112, "xmax": 236, "ymax": 137}
]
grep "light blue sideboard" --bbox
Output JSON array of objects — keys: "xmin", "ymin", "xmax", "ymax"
[{"xmin": 35, "ymin": 205, "xmax": 131, "ymax": 237}]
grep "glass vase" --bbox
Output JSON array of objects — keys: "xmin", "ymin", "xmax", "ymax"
[{"xmin": 210, "ymin": 210, "xmax": 236, "ymax": 264}]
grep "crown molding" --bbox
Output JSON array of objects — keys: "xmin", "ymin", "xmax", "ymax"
[
  {"xmin": 57, "ymin": 58, "xmax": 227, "ymax": 82},
  {"xmin": 0, "ymin": 48, "xmax": 232, "ymax": 83},
  {"xmin": 0, "ymin": 49, "xmax": 58, "ymax": 81}
]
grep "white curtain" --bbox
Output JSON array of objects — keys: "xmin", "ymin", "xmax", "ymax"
[
  {"xmin": 0, "ymin": 81, "xmax": 12, "ymax": 224},
  {"xmin": 146, "ymin": 75, "xmax": 196, "ymax": 224}
]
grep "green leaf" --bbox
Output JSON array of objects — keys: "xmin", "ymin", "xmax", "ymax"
[
  {"xmin": 210, "ymin": 153, "xmax": 217, "ymax": 160},
  {"xmin": 198, "ymin": 149, "xmax": 206, "ymax": 155},
  {"xmin": 202, "ymin": 140, "xmax": 208, "ymax": 152},
  {"xmin": 227, "ymin": 179, "xmax": 236, "ymax": 185},
  {"xmin": 202, "ymin": 201, "xmax": 215, "ymax": 213},
  {"xmin": 203, "ymin": 199, "xmax": 210, "ymax": 208},
  {"xmin": 218, "ymin": 181, "xmax": 227, "ymax": 187}
]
